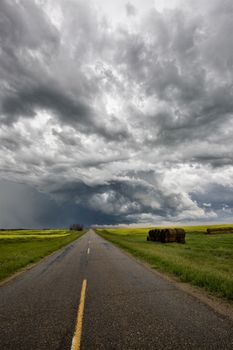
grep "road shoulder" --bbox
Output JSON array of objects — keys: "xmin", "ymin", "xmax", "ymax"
[
  {"xmin": 0, "ymin": 230, "xmax": 87, "ymax": 287},
  {"xmin": 95, "ymin": 230, "xmax": 233, "ymax": 322}
]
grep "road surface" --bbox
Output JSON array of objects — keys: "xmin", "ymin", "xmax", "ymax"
[{"xmin": 0, "ymin": 229, "xmax": 233, "ymax": 349}]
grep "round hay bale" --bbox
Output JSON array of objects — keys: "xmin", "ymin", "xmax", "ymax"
[{"xmin": 175, "ymin": 228, "xmax": 186, "ymax": 234}]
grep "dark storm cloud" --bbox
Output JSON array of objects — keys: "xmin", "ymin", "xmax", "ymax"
[
  {"xmin": 0, "ymin": 0, "xmax": 59, "ymax": 121},
  {"xmin": 0, "ymin": 0, "xmax": 57, "ymax": 120},
  {"xmin": 113, "ymin": 2, "xmax": 233, "ymax": 170},
  {"xmin": 0, "ymin": 0, "xmax": 233, "ymax": 227},
  {"xmin": 191, "ymin": 183, "xmax": 233, "ymax": 222},
  {"xmin": 44, "ymin": 174, "xmax": 201, "ymax": 224},
  {"xmin": 0, "ymin": 179, "xmax": 118, "ymax": 228},
  {"xmin": 0, "ymin": 0, "xmax": 58, "ymax": 48},
  {"xmin": 1, "ymin": 85, "xmax": 92, "ymax": 124},
  {"xmin": 191, "ymin": 184, "xmax": 233, "ymax": 211},
  {"xmin": 0, "ymin": 179, "xmax": 63, "ymax": 228},
  {"xmin": 1, "ymin": 83, "xmax": 130, "ymax": 140},
  {"xmin": 0, "ymin": 0, "xmax": 129, "ymax": 141},
  {"xmin": 125, "ymin": 3, "xmax": 137, "ymax": 17}
]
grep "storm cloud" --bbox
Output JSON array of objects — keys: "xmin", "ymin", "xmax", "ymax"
[{"xmin": 0, "ymin": 0, "xmax": 233, "ymax": 227}]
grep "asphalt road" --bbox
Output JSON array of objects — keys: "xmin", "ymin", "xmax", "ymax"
[{"xmin": 0, "ymin": 229, "xmax": 233, "ymax": 350}]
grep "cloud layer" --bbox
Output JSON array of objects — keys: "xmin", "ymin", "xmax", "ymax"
[{"xmin": 0, "ymin": 0, "xmax": 233, "ymax": 227}]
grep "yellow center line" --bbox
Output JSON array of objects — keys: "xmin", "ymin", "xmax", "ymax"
[{"xmin": 71, "ymin": 279, "xmax": 87, "ymax": 350}]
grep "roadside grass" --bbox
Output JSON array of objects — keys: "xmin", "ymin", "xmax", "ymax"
[
  {"xmin": 96, "ymin": 225, "xmax": 233, "ymax": 301},
  {"xmin": 0, "ymin": 229, "xmax": 86, "ymax": 282}
]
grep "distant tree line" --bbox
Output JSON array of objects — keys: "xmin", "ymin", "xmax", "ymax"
[
  {"xmin": 0, "ymin": 228, "xmax": 25, "ymax": 231},
  {"xmin": 69, "ymin": 224, "xmax": 83, "ymax": 231}
]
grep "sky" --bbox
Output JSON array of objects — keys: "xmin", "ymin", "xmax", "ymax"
[{"xmin": 0, "ymin": 0, "xmax": 233, "ymax": 228}]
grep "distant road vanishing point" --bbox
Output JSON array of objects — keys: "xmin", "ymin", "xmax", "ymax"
[{"xmin": 0, "ymin": 229, "xmax": 233, "ymax": 349}]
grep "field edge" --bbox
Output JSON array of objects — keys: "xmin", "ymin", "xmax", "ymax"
[
  {"xmin": 0, "ymin": 229, "xmax": 87, "ymax": 285},
  {"xmin": 95, "ymin": 227, "xmax": 233, "ymax": 304}
]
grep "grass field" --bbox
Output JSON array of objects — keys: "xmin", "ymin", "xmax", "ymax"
[
  {"xmin": 96, "ymin": 225, "xmax": 233, "ymax": 301},
  {"xmin": 0, "ymin": 229, "xmax": 85, "ymax": 282}
]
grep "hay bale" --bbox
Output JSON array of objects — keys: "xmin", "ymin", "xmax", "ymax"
[
  {"xmin": 163, "ymin": 229, "xmax": 177, "ymax": 243},
  {"xmin": 163, "ymin": 228, "xmax": 185, "ymax": 243},
  {"xmin": 148, "ymin": 229, "xmax": 156, "ymax": 240},
  {"xmin": 147, "ymin": 227, "xmax": 186, "ymax": 243},
  {"xmin": 174, "ymin": 228, "xmax": 186, "ymax": 243},
  {"xmin": 206, "ymin": 227, "xmax": 233, "ymax": 234},
  {"xmin": 148, "ymin": 229, "xmax": 162, "ymax": 241}
]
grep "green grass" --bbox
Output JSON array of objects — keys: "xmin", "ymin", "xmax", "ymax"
[
  {"xmin": 0, "ymin": 229, "xmax": 86, "ymax": 282},
  {"xmin": 96, "ymin": 225, "xmax": 233, "ymax": 301}
]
